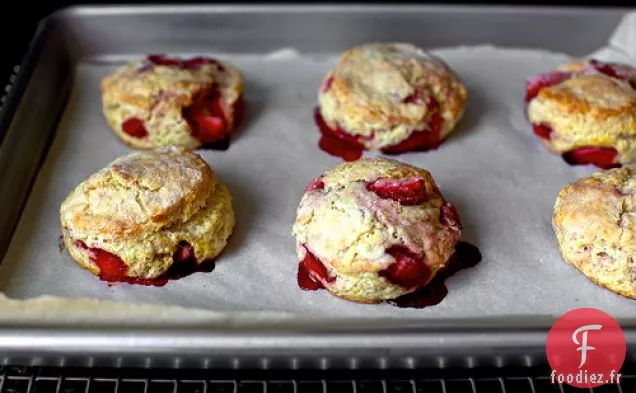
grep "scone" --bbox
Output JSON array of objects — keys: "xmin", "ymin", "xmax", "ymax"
[
  {"xmin": 60, "ymin": 147, "xmax": 235, "ymax": 286},
  {"xmin": 102, "ymin": 55, "xmax": 244, "ymax": 150},
  {"xmin": 291, "ymin": 157, "xmax": 462, "ymax": 303},
  {"xmin": 315, "ymin": 42, "xmax": 468, "ymax": 160},
  {"xmin": 526, "ymin": 59, "xmax": 636, "ymax": 169},
  {"xmin": 552, "ymin": 167, "xmax": 636, "ymax": 299}
]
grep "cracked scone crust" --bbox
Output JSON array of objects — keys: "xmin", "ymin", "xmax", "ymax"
[
  {"xmin": 60, "ymin": 147, "xmax": 235, "ymax": 283},
  {"xmin": 526, "ymin": 59, "xmax": 636, "ymax": 168},
  {"xmin": 292, "ymin": 158, "xmax": 462, "ymax": 303},
  {"xmin": 102, "ymin": 55, "xmax": 244, "ymax": 150},
  {"xmin": 552, "ymin": 167, "xmax": 636, "ymax": 299},
  {"xmin": 317, "ymin": 42, "xmax": 468, "ymax": 153}
]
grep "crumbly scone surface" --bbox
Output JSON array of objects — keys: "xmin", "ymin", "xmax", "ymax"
[
  {"xmin": 553, "ymin": 167, "xmax": 636, "ymax": 298},
  {"xmin": 60, "ymin": 147, "xmax": 215, "ymax": 237},
  {"xmin": 292, "ymin": 158, "xmax": 461, "ymax": 302},
  {"xmin": 318, "ymin": 43, "xmax": 468, "ymax": 149}
]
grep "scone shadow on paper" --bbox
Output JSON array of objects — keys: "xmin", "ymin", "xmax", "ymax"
[
  {"xmin": 210, "ymin": 171, "xmax": 259, "ymax": 260},
  {"xmin": 441, "ymin": 83, "xmax": 485, "ymax": 146},
  {"xmin": 228, "ymin": 75, "xmax": 267, "ymax": 144}
]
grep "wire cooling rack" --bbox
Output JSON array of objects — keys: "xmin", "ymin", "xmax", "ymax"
[{"xmin": 0, "ymin": 365, "xmax": 634, "ymax": 393}]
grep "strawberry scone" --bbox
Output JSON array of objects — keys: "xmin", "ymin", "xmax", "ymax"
[
  {"xmin": 315, "ymin": 42, "xmax": 468, "ymax": 161},
  {"xmin": 291, "ymin": 158, "xmax": 462, "ymax": 304},
  {"xmin": 526, "ymin": 59, "xmax": 636, "ymax": 169},
  {"xmin": 60, "ymin": 147, "xmax": 235, "ymax": 286},
  {"xmin": 553, "ymin": 167, "xmax": 636, "ymax": 299},
  {"xmin": 101, "ymin": 55, "xmax": 244, "ymax": 150}
]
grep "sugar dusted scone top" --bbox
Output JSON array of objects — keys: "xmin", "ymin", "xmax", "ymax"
[
  {"xmin": 552, "ymin": 167, "xmax": 636, "ymax": 299},
  {"xmin": 292, "ymin": 158, "xmax": 461, "ymax": 303},
  {"xmin": 102, "ymin": 56, "xmax": 244, "ymax": 150},
  {"xmin": 60, "ymin": 147, "xmax": 214, "ymax": 238},
  {"xmin": 318, "ymin": 42, "xmax": 467, "ymax": 149}
]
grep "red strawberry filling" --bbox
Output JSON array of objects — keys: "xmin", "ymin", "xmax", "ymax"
[
  {"xmin": 314, "ymin": 107, "xmax": 365, "ymax": 162},
  {"xmin": 182, "ymin": 88, "xmax": 243, "ymax": 150},
  {"xmin": 440, "ymin": 203, "xmax": 462, "ymax": 229},
  {"xmin": 183, "ymin": 57, "xmax": 224, "ymax": 71},
  {"xmin": 589, "ymin": 59, "xmax": 636, "ymax": 89},
  {"xmin": 591, "ymin": 60, "xmax": 622, "ymax": 79},
  {"xmin": 379, "ymin": 245, "xmax": 431, "ymax": 289},
  {"xmin": 147, "ymin": 55, "xmax": 224, "ymax": 71},
  {"xmin": 388, "ymin": 241, "xmax": 481, "ymax": 309},
  {"xmin": 532, "ymin": 123, "xmax": 553, "ymax": 140},
  {"xmin": 402, "ymin": 87, "xmax": 430, "ymax": 105},
  {"xmin": 173, "ymin": 241, "xmax": 195, "ymax": 263},
  {"xmin": 74, "ymin": 240, "xmax": 215, "ymax": 286},
  {"xmin": 162, "ymin": 241, "xmax": 216, "ymax": 281},
  {"xmin": 321, "ymin": 76, "xmax": 334, "ymax": 93},
  {"xmin": 402, "ymin": 93, "xmax": 420, "ymax": 104},
  {"xmin": 305, "ymin": 176, "xmax": 325, "ymax": 192},
  {"xmin": 147, "ymin": 55, "xmax": 183, "ymax": 67},
  {"xmin": 561, "ymin": 147, "xmax": 620, "ymax": 170},
  {"xmin": 121, "ymin": 117, "xmax": 149, "ymax": 138},
  {"xmin": 77, "ymin": 241, "xmax": 128, "ymax": 279},
  {"xmin": 297, "ymin": 245, "xmax": 335, "ymax": 291},
  {"xmin": 314, "ymin": 92, "xmax": 444, "ymax": 158},
  {"xmin": 232, "ymin": 94, "xmax": 245, "ymax": 130},
  {"xmin": 145, "ymin": 54, "xmax": 240, "ymax": 150},
  {"xmin": 74, "ymin": 240, "xmax": 140, "ymax": 284},
  {"xmin": 123, "ymin": 91, "xmax": 242, "ymax": 147},
  {"xmin": 381, "ymin": 96, "xmax": 444, "ymax": 154},
  {"xmin": 525, "ymin": 60, "xmax": 635, "ymax": 105},
  {"xmin": 183, "ymin": 89, "xmax": 226, "ymax": 143},
  {"xmin": 525, "ymin": 71, "xmax": 572, "ymax": 102},
  {"xmin": 367, "ymin": 177, "xmax": 428, "ymax": 205}
]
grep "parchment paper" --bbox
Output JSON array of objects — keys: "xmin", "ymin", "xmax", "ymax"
[{"xmin": 2, "ymin": 12, "xmax": 636, "ymax": 324}]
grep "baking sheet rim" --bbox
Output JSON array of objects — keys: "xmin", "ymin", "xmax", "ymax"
[{"xmin": 0, "ymin": 5, "xmax": 635, "ymax": 330}]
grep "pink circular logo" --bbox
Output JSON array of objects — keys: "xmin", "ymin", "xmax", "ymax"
[{"xmin": 546, "ymin": 308, "xmax": 626, "ymax": 388}]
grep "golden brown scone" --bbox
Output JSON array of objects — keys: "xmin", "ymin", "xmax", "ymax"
[
  {"xmin": 315, "ymin": 42, "xmax": 467, "ymax": 158},
  {"xmin": 102, "ymin": 55, "xmax": 244, "ymax": 151},
  {"xmin": 60, "ymin": 147, "xmax": 235, "ymax": 285},
  {"xmin": 552, "ymin": 167, "xmax": 636, "ymax": 299},
  {"xmin": 291, "ymin": 157, "xmax": 462, "ymax": 303},
  {"xmin": 526, "ymin": 59, "xmax": 636, "ymax": 169}
]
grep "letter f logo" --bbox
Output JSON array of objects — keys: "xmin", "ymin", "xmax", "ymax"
[{"xmin": 573, "ymin": 324, "xmax": 602, "ymax": 368}]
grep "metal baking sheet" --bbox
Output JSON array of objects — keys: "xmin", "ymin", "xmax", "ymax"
[{"xmin": 0, "ymin": 4, "xmax": 635, "ymax": 366}]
